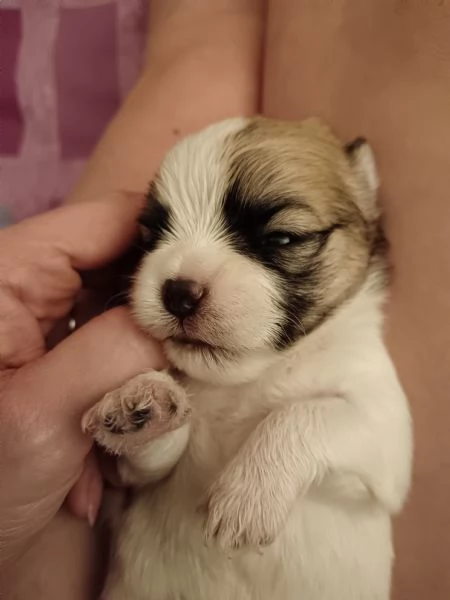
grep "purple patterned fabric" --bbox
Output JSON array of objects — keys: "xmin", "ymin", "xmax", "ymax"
[
  {"xmin": 56, "ymin": 4, "xmax": 121, "ymax": 159},
  {"xmin": 0, "ymin": 0, "xmax": 147, "ymax": 220},
  {"xmin": 0, "ymin": 9, "xmax": 24, "ymax": 155}
]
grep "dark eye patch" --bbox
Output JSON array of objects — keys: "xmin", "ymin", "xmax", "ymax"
[
  {"xmin": 222, "ymin": 172, "xmax": 349, "ymax": 349},
  {"xmin": 222, "ymin": 175, "xmax": 341, "ymax": 273},
  {"xmin": 139, "ymin": 182, "xmax": 172, "ymax": 252},
  {"xmin": 223, "ymin": 178, "xmax": 290, "ymax": 234},
  {"xmin": 222, "ymin": 178, "xmax": 315, "ymax": 258}
]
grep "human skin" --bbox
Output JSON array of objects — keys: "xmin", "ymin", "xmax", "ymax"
[
  {"xmin": 0, "ymin": 195, "xmax": 166, "ymax": 597},
  {"xmin": 1, "ymin": 2, "xmax": 263, "ymax": 599},
  {"xmin": 263, "ymin": 1, "xmax": 450, "ymax": 598}
]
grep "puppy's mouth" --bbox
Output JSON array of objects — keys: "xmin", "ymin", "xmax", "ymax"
[
  {"xmin": 166, "ymin": 334, "xmax": 237, "ymax": 362},
  {"xmin": 170, "ymin": 334, "xmax": 217, "ymax": 351}
]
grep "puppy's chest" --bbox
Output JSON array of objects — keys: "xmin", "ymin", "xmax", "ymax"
[{"xmin": 180, "ymin": 375, "xmax": 306, "ymax": 473}]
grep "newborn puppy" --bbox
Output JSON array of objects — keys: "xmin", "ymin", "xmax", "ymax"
[{"xmin": 83, "ymin": 117, "xmax": 412, "ymax": 600}]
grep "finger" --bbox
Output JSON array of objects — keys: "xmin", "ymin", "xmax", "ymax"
[
  {"xmin": 46, "ymin": 289, "xmax": 108, "ymax": 351},
  {"xmin": 9, "ymin": 307, "xmax": 166, "ymax": 487},
  {"xmin": 0, "ymin": 287, "xmax": 44, "ymax": 368},
  {"xmin": 66, "ymin": 451, "xmax": 103, "ymax": 526},
  {"xmin": 9, "ymin": 192, "xmax": 145, "ymax": 271},
  {"xmin": 44, "ymin": 307, "xmax": 167, "ymax": 415},
  {"xmin": 80, "ymin": 240, "xmax": 145, "ymax": 295}
]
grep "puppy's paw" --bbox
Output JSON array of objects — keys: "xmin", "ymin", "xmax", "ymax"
[
  {"xmin": 82, "ymin": 371, "xmax": 190, "ymax": 455},
  {"xmin": 203, "ymin": 466, "xmax": 284, "ymax": 550}
]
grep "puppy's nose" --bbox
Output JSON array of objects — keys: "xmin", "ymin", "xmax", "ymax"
[{"xmin": 162, "ymin": 278, "xmax": 205, "ymax": 318}]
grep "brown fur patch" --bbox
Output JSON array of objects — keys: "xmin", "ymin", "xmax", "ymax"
[{"xmin": 222, "ymin": 117, "xmax": 382, "ymax": 344}]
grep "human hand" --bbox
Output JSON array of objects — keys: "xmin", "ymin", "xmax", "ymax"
[{"xmin": 0, "ymin": 194, "xmax": 166, "ymax": 566}]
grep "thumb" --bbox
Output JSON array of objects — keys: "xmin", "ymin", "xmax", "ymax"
[{"xmin": 11, "ymin": 192, "xmax": 145, "ymax": 271}]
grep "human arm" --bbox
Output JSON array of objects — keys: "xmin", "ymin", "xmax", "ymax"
[
  {"xmin": 0, "ymin": 195, "xmax": 165, "ymax": 597},
  {"xmin": 68, "ymin": 0, "xmax": 263, "ymax": 204}
]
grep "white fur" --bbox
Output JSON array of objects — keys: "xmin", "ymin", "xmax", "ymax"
[
  {"xmin": 100, "ymin": 119, "xmax": 412, "ymax": 600},
  {"xmin": 117, "ymin": 424, "xmax": 191, "ymax": 486},
  {"xmin": 132, "ymin": 118, "xmax": 284, "ymax": 385},
  {"xmin": 104, "ymin": 279, "xmax": 412, "ymax": 600}
]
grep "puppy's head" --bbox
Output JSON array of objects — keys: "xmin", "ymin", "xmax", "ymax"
[{"xmin": 132, "ymin": 117, "xmax": 382, "ymax": 385}]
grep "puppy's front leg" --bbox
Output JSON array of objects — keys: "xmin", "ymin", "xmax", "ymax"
[
  {"xmin": 204, "ymin": 396, "xmax": 406, "ymax": 550},
  {"xmin": 82, "ymin": 371, "xmax": 191, "ymax": 486}
]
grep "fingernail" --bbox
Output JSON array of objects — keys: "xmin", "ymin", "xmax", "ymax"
[{"xmin": 87, "ymin": 501, "xmax": 98, "ymax": 528}]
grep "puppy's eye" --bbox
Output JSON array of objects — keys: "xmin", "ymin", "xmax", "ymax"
[
  {"xmin": 138, "ymin": 223, "xmax": 152, "ymax": 243},
  {"xmin": 261, "ymin": 232, "xmax": 293, "ymax": 248}
]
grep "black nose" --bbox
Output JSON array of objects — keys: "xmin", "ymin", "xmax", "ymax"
[{"xmin": 161, "ymin": 278, "xmax": 205, "ymax": 318}]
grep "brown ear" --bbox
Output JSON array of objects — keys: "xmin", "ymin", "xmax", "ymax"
[
  {"xmin": 345, "ymin": 137, "xmax": 379, "ymax": 220},
  {"xmin": 345, "ymin": 137, "xmax": 378, "ymax": 191}
]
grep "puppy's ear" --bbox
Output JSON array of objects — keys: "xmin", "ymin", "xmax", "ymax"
[{"xmin": 345, "ymin": 137, "xmax": 379, "ymax": 221}]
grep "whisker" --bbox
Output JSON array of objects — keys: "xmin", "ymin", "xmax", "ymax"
[{"xmin": 104, "ymin": 290, "xmax": 130, "ymax": 310}]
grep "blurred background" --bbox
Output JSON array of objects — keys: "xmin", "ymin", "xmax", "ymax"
[{"xmin": 0, "ymin": 0, "xmax": 148, "ymax": 222}]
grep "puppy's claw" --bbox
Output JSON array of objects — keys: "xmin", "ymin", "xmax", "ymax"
[
  {"xmin": 82, "ymin": 371, "xmax": 190, "ymax": 455},
  {"xmin": 202, "ymin": 468, "xmax": 283, "ymax": 551}
]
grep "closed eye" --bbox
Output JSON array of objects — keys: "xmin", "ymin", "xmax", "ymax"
[
  {"xmin": 138, "ymin": 223, "xmax": 152, "ymax": 243},
  {"xmin": 138, "ymin": 184, "xmax": 172, "ymax": 250},
  {"xmin": 260, "ymin": 230, "xmax": 325, "ymax": 249},
  {"xmin": 260, "ymin": 232, "xmax": 293, "ymax": 247}
]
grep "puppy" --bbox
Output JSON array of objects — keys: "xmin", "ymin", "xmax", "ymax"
[{"xmin": 83, "ymin": 117, "xmax": 412, "ymax": 600}]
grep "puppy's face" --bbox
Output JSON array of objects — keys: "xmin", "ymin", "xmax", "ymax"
[{"xmin": 132, "ymin": 117, "xmax": 381, "ymax": 385}]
